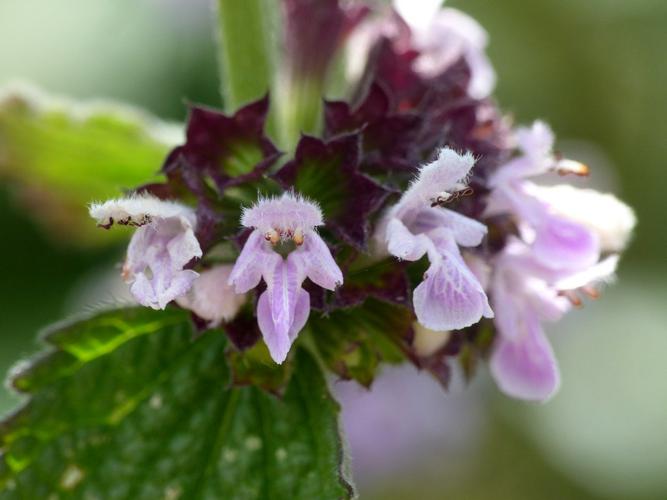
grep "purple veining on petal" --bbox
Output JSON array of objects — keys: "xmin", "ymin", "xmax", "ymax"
[
  {"xmin": 124, "ymin": 217, "xmax": 202, "ymax": 310},
  {"xmin": 228, "ymin": 192, "xmax": 343, "ymax": 363},
  {"xmin": 380, "ymin": 147, "xmax": 493, "ymax": 332},
  {"xmin": 257, "ymin": 290, "xmax": 293, "ymax": 364},
  {"xmin": 413, "ymin": 241, "xmax": 492, "ymax": 331},
  {"xmin": 268, "ymin": 257, "xmax": 302, "ymax": 339},
  {"xmin": 290, "ymin": 289, "xmax": 311, "ymax": 342}
]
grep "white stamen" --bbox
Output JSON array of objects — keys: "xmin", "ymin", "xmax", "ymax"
[{"xmin": 554, "ymin": 158, "xmax": 589, "ymax": 177}]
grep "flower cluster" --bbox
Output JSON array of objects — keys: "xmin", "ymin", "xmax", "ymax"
[{"xmin": 90, "ymin": 0, "xmax": 634, "ymax": 401}]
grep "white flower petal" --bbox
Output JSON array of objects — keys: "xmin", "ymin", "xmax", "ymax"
[
  {"xmin": 175, "ymin": 265, "xmax": 246, "ymax": 326},
  {"xmin": 528, "ymin": 184, "xmax": 636, "ymax": 253}
]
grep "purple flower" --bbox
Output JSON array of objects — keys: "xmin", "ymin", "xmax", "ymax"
[
  {"xmin": 397, "ymin": 3, "xmax": 496, "ymax": 98},
  {"xmin": 228, "ymin": 192, "xmax": 343, "ymax": 363},
  {"xmin": 346, "ymin": 0, "xmax": 495, "ymax": 99},
  {"xmin": 484, "ymin": 120, "xmax": 636, "ymax": 401},
  {"xmin": 77, "ymin": 0, "xmax": 636, "ymax": 405},
  {"xmin": 90, "ymin": 195, "xmax": 202, "ymax": 310},
  {"xmin": 335, "ymin": 362, "xmax": 484, "ymax": 487},
  {"xmin": 487, "ymin": 121, "xmax": 600, "ymax": 272},
  {"xmin": 489, "ymin": 238, "xmax": 619, "ymax": 401},
  {"xmin": 379, "ymin": 148, "xmax": 493, "ymax": 331}
]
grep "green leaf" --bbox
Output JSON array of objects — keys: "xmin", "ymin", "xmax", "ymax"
[
  {"xmin": 0, "ymin": 307, "xmax": 353, "ymax": 499},
  {"xmin": 0, "ymin": 84, "xmax": 179, "ymax": 246},
  {"xmin": 308, "ymin": 299, "xmax": 411, "ymax": 387},
  {"xmin": 226, "ymin": 341, "xmax": 293, "ymax": 396}
]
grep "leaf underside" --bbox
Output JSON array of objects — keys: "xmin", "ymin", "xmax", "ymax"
[
  {"xmin": 0, "ymin": 85, "xmax": 175, "ymax": 246},
  {"xmin": 0, "ymin": 307, "xmax": 352, "ymax": 500}
]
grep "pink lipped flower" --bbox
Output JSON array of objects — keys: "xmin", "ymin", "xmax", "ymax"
[
  {"xmin": 487, "ymin": 121, "xmax": 600, "ymax": 272},
  {"xmin": 489, "ymin": 237, "xmax": 620, "ymax": 401},
  {"xmin": 398, "ymin": 2, "xmax": 496, "ymax": 98},
  {"xmin": 228, "ymin": 192, "xmax": 343, "ymax": 363},
  {"xmin": 89, "ymin": 195, "xmax": 202, "ymax": 310},
  {"xmin": 379, "ymin": 148, "xmax": 493, "ymax": 332},
  {"xmin": 485, "ymin": 120, "xmax": 635, "ymax": 401}
]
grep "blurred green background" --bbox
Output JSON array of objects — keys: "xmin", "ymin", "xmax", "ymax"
[{"xmin": 0, "ymin": 0, "xmax": 665, "ymax": 498}]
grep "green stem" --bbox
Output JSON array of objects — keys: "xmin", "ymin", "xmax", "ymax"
[
  {"xmin": 276, "ymin": 76, "xmax": 324, "ymax": 151},
  {"xmin": 214, "ymin": 0, "xmax": 277, "ymax": 118}
]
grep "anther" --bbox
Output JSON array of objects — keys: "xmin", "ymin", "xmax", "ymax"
[
  {"xmin": 265, "ymin": 229, "xmax": 280, "ymax": 245},
  {"xmin": 559, "ymin": 290, "xmax": 583, "ymax": 308},
  {"xmin": 431, "ymin": 187, "xmax": 474, "ymax": 207},
  {"xmin": 555, "ymin": 159, "xmax": 590, "ymax": 177},
  {"xmin": 121, "ymin": 263, "xmax": 131, "ymax": 281},
  {"xmin": 293, "ymin": 228, "xmax": 304, "ymax": 246}
]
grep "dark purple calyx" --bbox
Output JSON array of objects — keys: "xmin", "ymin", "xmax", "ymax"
[
  {"xmin": 325, "ymin": 82, "xmax": 423, "ymax": 176},
  {"xmin": 273, "ymin": 133, "xmax": 393, "ymax": 250},
  {"xmin": 162, "ymin": 95, "xmax": 281, "ymax": 195}
]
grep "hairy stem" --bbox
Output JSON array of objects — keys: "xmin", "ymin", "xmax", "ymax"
[{"xmin": 214, "ymin": 0, "xmax": 278, "ymax": 132}]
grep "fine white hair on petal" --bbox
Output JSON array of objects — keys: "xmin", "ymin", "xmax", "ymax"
[
  {"xmin": 399, "ymin": 148, "xmax": 476, "ymax": 210},
  {"xmin": 516, "ymin": 120, "xmax": 555, "ymax": 158},
  {"xmin": 89, "ymin": 194, "xmax": 196, "ymax": 229},
  {"xmin": 241, "ymin": 192, "xmax": 323, "ymax": 233},
  {"xmin": 528, "ymin": 184, "xmax": 637, "ymax": 253}
]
